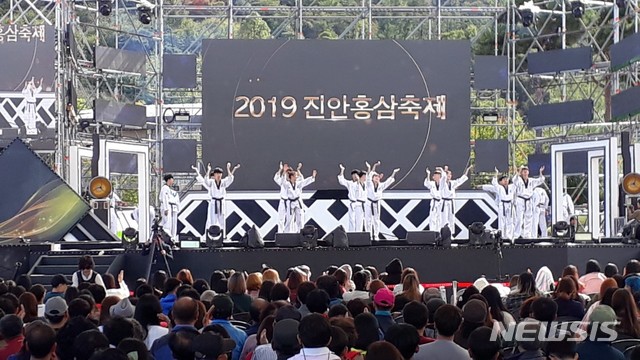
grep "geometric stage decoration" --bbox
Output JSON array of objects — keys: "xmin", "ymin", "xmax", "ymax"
[{"xmin": 0, "ymin": 139, "xmax": 89, "ymax": 243}]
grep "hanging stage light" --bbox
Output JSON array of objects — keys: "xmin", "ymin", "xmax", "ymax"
[{"xmin": 98, "ymin": 0, "xmax": 112, "ymax": 16}]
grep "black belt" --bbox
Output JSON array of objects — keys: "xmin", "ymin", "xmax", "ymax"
[
  {"xmin": 351, "ymin": 200, "xmax": 365, "ymax": 211},
  {"xmin": 368, "ymin": 198, "xmax": 379, "ymax": 214},
  {"xmin": 442, "ymin": 198, "xmax": 455, "ymax": 214},
  {"xmin": 501, "ymin": 200, "xmax": 512, "ymax": 216},
  {"xmin": 517, "ymin": 196, "xmax": 531, "ymax": 211},
  {"xmin": 209, "ymin": 197, "xmax": 224, "ymax": 214},
  {"xmin": 431, "ymin": 198, "xmax": 442, "ymax": 212},
  {"xmin": 287, "ymin": 197, "xmax": 301, "ymax": 215}
]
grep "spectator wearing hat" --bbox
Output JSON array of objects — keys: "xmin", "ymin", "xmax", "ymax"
[
  {"xmin": 576, "ymin": 305, "xmax": 624, "ymax": 360},
  {"xmin": 44, "ymin": 274, "xmax": 70, "ymax": 302},
  {"xmin": 210, "ymin": 295, "xmax": 247, "ymax": 360},
  {"xmin": 414, "ymin": 305, "xmax": 470, "ymax": 360},
  {"xmin": 110, "ymin": 298, "xmax": 135, "ymax": 319},
  {"xmin": 454, "ymin": 299, "xmax": 488, "ymax": 349},
  {"xmin": 44, "ymin": 297, "xmax": 69, "ymax": 331},
  {"xmin": 151, "ymin": 297, "xmax": 200, "ymax": 360},
  {"xmin": 192, "ymin": 332, "xmax": 236, "ymax": 360},
  {"xmin": 289, "ymin": 314, "xmax": 341, "ymax": 360},
  {"xmin": 373, "ymin": 288, "xmax": 396, "ymax": 335},
  {"xmin": 425, "ymin": 298, "xmax": 445, "ymax": 339},
  {"xmin": 271, "ymin": 319, "xmax": 301, "ymax": 360},
  {"xmin": 0, "ymin": 315, "xmax": 24, "ymax": 359}
]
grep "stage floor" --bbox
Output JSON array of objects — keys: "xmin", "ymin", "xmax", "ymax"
[{"xmin": 116, "ymin": 243, "xmax": 640, "ymax": 284}]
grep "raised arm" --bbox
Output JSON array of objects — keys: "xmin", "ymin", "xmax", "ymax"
[
  {"xmin": 228, "ymin": 162, "xmax": 241, "ymax": 176},
  {"xmin": 300, "ymin": 170, "xmax": 317, "ymax": 188},
  {"xmin": 381, "ymin": 168, "xmax": 399, "ymax": 190},
  {"xmin": 424, "ymin": 168, "xmax": 432, "ymax": 189},
  {"xmin": 337, "ymin": 164, "xmax": 349, "ymax": 187},
  {"xmin": 530, "ymin": 166, "xmax": 546, "ymax": 187}
]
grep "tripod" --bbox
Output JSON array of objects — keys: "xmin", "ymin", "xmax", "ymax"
[
  {"xmin": 491, "ymin": 230, "xmax": 508, "ymax": 282},
  {"xmin": 144, "ymin": 217, "xmax": 173, "ymax": 280}
]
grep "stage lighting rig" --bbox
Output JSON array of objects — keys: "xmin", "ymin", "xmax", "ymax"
[
  {"xmin": 122, "ymin": 227, "xmax": 139, "ymax": 250},
  {"xmin": 520, "ymin": 9, "xmax": 534, "ymax": 27},
  {"xmin": 571, "ymin": 1, "xmax": 584, "ymax": 18},
  {"xmin": 135, "ymin": 0, "xmax": 155, "ymax": 24},
  {"xmin": 98, "ymin": 0, "xmax": 112, "ymax": 16},
  {"xmin": 206, "ymin": 225, "xmax": 223, "ymax": 249}
]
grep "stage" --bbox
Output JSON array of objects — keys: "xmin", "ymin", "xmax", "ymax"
[{"xmin": 17, "ymin": 242, "xmax": 640, "ymax": 287}]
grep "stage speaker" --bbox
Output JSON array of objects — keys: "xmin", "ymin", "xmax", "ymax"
[
  {"xmin": 406, "ymin": 231, "xmax": 440, "ymax": 246},
  {"xmin": 240, "ymin": 225, "xmax": 264, "ymax": 249},
  {"xmin": 275, "ymin": 233, "xmax": 300, "ymax": 248},
  {"xmin": 322, "ymin": 226, "xmax": 348, "ymax": 248},
  {"xmin": 347, "ymin": 232, "xmax": 371, "ymax": 247},
  {"xmin": 206, "ymin": 225, "xmax": 224, "ymax": 248}
]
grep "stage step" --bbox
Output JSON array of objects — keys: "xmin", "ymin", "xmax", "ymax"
[{"xmin": 28, "ymin": 254, "xmax": 117, "ymax": 289}]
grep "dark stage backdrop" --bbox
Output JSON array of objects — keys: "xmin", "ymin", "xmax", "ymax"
[{"xmin": 202, "ymin": 40, "xmax": 471, "ymax": 190}]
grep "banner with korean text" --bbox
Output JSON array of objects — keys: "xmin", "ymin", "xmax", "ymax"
[{"xmin": 202, "ymin": 40, "xmax": 471, "ymax": 190}]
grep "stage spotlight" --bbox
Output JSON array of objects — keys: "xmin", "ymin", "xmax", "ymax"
[
  {"xmin": 206, "ymin": 225, "xmax": 223, "ymax": 249},
  {"xmin": 552, "ymin": 221, "xmax": 571, "ymax": 242},
  {"xmin": 98, "ymin": 0, "xmax": 112, "ymax": 16},
  {"xmin": 469, "ymin": 222, "xmax": 490, "ymax": 246},
  {"xmin": 121, "ymin": 227, "xmax": 139, "ymax": 250},
  {"xmin": 520, "ymin": 9, "xmax": 534, "ymax": 27},
  {"xmin": 300, "ymin": 225, "xmax": 318, "ymax": 249},
  {"xmin": 137, "ymin": 6, "xmax": 152, "ymax": 24},
  {"xmin": 616, "ymin": 0, "xmax": 627, "ymax": 9},
  {"xmin": 79, "ymin": 119, "xmax": 91, "ymax": 132},
  {"xmin": 571, "ymin": 1, "xmax": 584, "ymax": 18}
]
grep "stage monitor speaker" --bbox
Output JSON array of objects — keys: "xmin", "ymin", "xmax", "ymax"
[
  {"xmin": 322, "ymin": 226, "xmax": 348, "ymax": 248},
  {"xmin": 240, "ymin": 225, "xmax": 264, "ymax": 249},
  {"xmin": 347, "ymin": 232, "xmax": 371, "ymax": 247},
  {"xmin": 275, "ymin": 233, "xmax": 300, "ymax": 248},
  {"xmin": 406, "ymin": 231, "xmax": 440, "ymax": 246}
]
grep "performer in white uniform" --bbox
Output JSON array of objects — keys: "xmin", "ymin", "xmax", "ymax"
[
  {"xmin": 193, "ymin": 162, "xmax": 240, "ymax": 237},
  {"xmin": 424, "ymin": 167, "xmax": 444, "ymax": 231},
  {"xmin": 283, "ymin": 166, "xmax": 317, "ymax": 233},
  {"xmin": 512, "ymin": 165, "xmax": 545, "ymax": 238},
  {"xmin": 440, "ymin": 165, "xmax": 471, "ymax": 229},
  {"xmin": 159, "ymin": 174, "xmax": 180, "ymax": 240},
  {"xmin": 365, "ymin": 161, "xmax": 399, "ymax": 240},
  {"xmin": 561, "ymin": 189, "xmax": 575, "ymax": 222},
  {"xmin": 274, "ymin": 162, "xmax": 301, "ymax": 233},
  {"xmin": 486, "ymin": 168, "xmax": 516, "ymax": 240},
  {"xmin": 109, "ymin": 192, "xmax": 121, "ymax": 234},
  {"xmin": 21, "ymin": 77, "xmax": 42, "ymax": 135},
  {"xmin": 338, "ymin": 164, "xmax": 367, "ymax": 232},
  {"xmin": 532, "ymin": 187, "xmax": 549, "ymax": 237}
]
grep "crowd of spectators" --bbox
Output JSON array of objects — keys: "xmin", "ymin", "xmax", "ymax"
[{"xmin": 1, "ymin": 255, "xmax": 640, "ymax": 360}]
